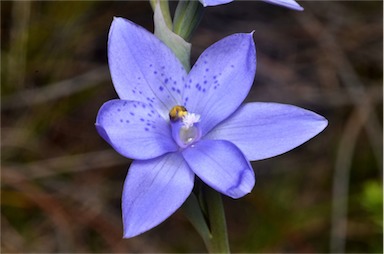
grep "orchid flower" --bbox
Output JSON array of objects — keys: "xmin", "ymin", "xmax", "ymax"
[
  {"xmin": 95, "ymin": 17, "xmax": 327, "ymax": 238},
  {"xmin": 200, "ymin": 0, "xmax": 304, "ymax": 11}
]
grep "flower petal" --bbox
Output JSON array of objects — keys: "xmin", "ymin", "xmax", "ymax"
[
  {"xmin": 205, "ymin": 102, "xmax": 328, "ymax": 161},
  {"xmin": 183, "ymin": 33, "xmax": 256, "ymax": 136},
  {"xmin": 95, "ymin": 99, "xmax": 177, "ymax": 160},
  {"xmin": 122, "ymin": 153, "xmax": 194, "ymax": 238},
  {"xmin": 199, "ymin": 0, "xmax": 233, "ymax": 7},
  {"xmin": 262, "ymin": 0, "xmax": 304, "ymax": 11},
  {"xmin": 182, "ymin": 139, "xmax": 255, "ymax": 199},
  {"xmin": 108, "ymin": 17, "xmax": 187, "ymax": 118}
]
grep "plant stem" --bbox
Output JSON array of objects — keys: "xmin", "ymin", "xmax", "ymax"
[
  {"xmin": 173, "ymin": 0, "xmax": 205, "ymax": 41},
  {"xmin": 149, "ymin": 0, "xmax": 172, "ymax": 29},
  {"xmin": 203, "ymin": 184, "xmax": 230, "ymax": 253}
]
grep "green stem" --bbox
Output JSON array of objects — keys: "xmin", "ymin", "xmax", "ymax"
[
  {"xmin": 203, "ymin": 184, "xmax": 230, "ymax": 253},
  {"xmin": 182, "ymin": 193, "xmax": 212, "ymax": 249},
  {"xmin": 173, "ymin": 0, "xmax": 205, "ymax": 41},
  {"xmin": 150, "ymin": 0, "xmax": 172, "ymax": 29},
  {"xmin": 183, "ymin": 184, "xmax": 231, "ymax": 253}
]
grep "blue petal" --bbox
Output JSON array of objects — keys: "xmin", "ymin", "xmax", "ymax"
[
  {"xmin": 199, "ymin": 0, "xmax": 233, "ymax": 7},
  {"xmin": 108, "ymin": 17, "xmax": 187, "ymax": 119},
  {"xmin": 183, "ymin": 33, "xmax": 256, "ymax": 136},
  {"xmin": 182, "ymin": 139, "xmax": 255, "ymax": 199},
  {"xmin": 122, "ymin": 153, "xmax": 194, "ymax": 238},
  {"xmin": 95, "ymin": 99, "xmax": 178, "ymax": 160},
  {"xmin": 262, "ymin": 0, "xmax": 303, "ymax": 11},
  {"xmin": 205, "ymin": 102, "xmax": 328, "ymax": 161}
]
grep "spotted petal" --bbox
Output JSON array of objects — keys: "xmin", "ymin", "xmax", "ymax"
[
  {"xmin": 108, "ymin": 17, "xmax": 187, "ymax": 119},
  {"xmin": 96, "ymin": 99, "xmax": 177, "ymax": 160},
  {"xmin": 262, "ymin": 0, "xmax": 303, "ymax": 11},
  {"xmin": 199, "ymin": 0, "xmax": 232, "ymax": 7},
  {"xmin": 182, "ymin": 139, "xmax": 255, "ymax": 199},
  {"xmin": 122, "ymin": 153, "xmax": 194, "ymax": 238},
  {"xmin": 205, "ymin": 102, "xmax": 328, "ymax": 161},
  {"xmin": 183, "ymin": 33, "xmax": 256, "ymax": 136},
  {"xmin": 200, "ymin": 0, "xmax": 303, "ymax": 10}
]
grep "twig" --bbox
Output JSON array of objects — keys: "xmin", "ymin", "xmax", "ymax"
[
  {"xmin": 295, "ymin": 6, "xmax": 382, "ymax": 169},
  {"xmin": 2, "ymin": 66, "xmax": 109, "ymax": 110},
  {"xmin": 330, "ymin": 95, "xmax": 374, "ymax": 253},
  {"xmin": 7, "ymin": 1, "xmax": 31, "ymax": 90},
  {"xmin": 2, "ymin": 149, "xmax": 129, "ymax": 181},
  {"xmin": 295, "ymin": 8, "xmax": 383, "ymax": 253}
]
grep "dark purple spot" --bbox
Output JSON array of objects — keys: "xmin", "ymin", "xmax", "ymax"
[
  {"xmin": 202, "ymin": 88, "xmax": 206, "ymax": 92},
  {"xmin": 120, "ymin": 119, "xmax": 123, "ymax": 123},
  {"xmin": 214, "ymin": 86, "xmax": 217, "ymax": 90},
  {"xmin": 133, "ymin": 104, "xmax": 137, "ymax": 108},
  {"xmin": 159, "ymin": 86, "xmax": 164, "ymax": 91},
  {"xmin": 153, "ymin": 71, "xmax": 157, "ymax": 74},
  {"xmin": 146, "ymin": 123, "xmax": 151, "ymax": 126},
  {"xmin": 147, "ymin": 113, "xmax": 152, "ymax": 117},
  {"xmin": 176, "ymin": 89, "xmax": 181, "ymax": 94},
  {"xmin": 204, "ymin": 80, "xmax": 208, "ymax": 84},
  {"xmin": 140, "ymin": 118, "xmax": 145, "ymax": 122},
  {"xmin": 132, "ymin": 89, "xmax": 136, "ymax": 94},
  {"xmin": 173, "ymin": 81, "xmax": 177, "ymax": 85},
  {"xmin": 149, "ymin": 64, "xmax": 153, "ymax": 67},
  {"xmin": 117, "ymin": 108, "xmax": 121, "ymax": 112},
  {"xmin": 151, "ymin": 110, "xmax": 155, "ymax": 114},
  {"xmin": 139, "ymin": 91, "xmax": 143, "ymax": 94},
  {"xmin": 164, "ymin": 78, "xmax": 169, "ymax": 83},
  {"xmin": 205, "ymin": 68, "xmax": 209, "ymax": 72},
  {"xmin": 138, "ymin": 77, "xmax": 141, "ymax": 80},
  {"xmin": 185, "ymin": 97, "xmax": 189, "ymax": 101},
  {"xmin": 161, "ymin": 66, "xmax": 165, "ymax": 69},
  {"xmin": 145, "ymin": 127, "xmax": 149, "ymax": 131},
  {"xmin": 231, "ymin": 64, "xmax": 234, "ymax": 68},
  {"xmin": 213, "ymin": 75, "xmax": 217, "ymax": 79},
  {"xmin": 130, "ymin": 112, "xmax": 135, "ymax": 116},
  {"xmin": 142, "ymin": 104, "xmax": 146, "ymax": 108},
  {"xmin": 126, "ymin": 120, "xmax": 130, "ymax": 123},
  {"xmin": 204, "ymin": 60, "xmax": 207, "ymax": 64}
]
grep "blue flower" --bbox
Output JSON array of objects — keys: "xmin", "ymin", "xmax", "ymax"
[
  {"xmin": 200, "ymin": 0, "xmax": 304, "ymax": 11},
  {"xmin": 95, "ymin": 17, "xmax": 327, "ymax": 238}
]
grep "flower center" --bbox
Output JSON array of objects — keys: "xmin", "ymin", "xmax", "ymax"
[{"xmin": 169, "ymin": 105, "xmax": 201, "ymax": 148}]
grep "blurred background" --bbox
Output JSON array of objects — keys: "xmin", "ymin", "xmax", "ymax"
[{"xmin": 1, "ymin": 0, "xmax": 382, "ymax": 253}]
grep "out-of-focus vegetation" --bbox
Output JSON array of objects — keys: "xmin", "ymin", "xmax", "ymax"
[{"xmin": 1, "ymin": 1, "xmax": 382, "ymax": 253}]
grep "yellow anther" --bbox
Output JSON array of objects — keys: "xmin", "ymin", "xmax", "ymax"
[{"xmin": 169, "ymin": 105, "xmax": 188, "ymax": 121}]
